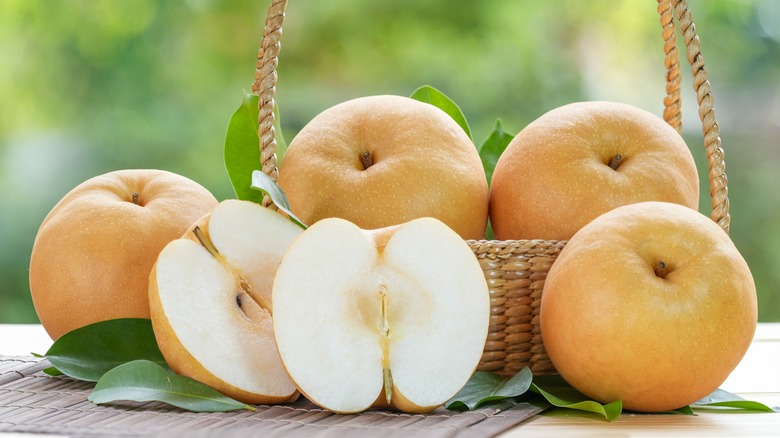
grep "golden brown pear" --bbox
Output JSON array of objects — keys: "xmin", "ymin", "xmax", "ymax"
[
  {"xmin": 490, "ymin": 101, "xmax": 699, "ymax": 240},
  {"xmin": 541, "ymin": 202, "xmax": 757, "ymax": 412},
  {"xmin": 29, "ymin": 169, "xmax": 218, "ymax": 340},
  {"xmin": 278, "ymin": 95, "xmax": 489, "ymax": 240}
]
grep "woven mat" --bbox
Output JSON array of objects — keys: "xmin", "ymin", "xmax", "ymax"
[{"xmin": 0, "ymin": 356, "xmax": 543, "ymax": 437}]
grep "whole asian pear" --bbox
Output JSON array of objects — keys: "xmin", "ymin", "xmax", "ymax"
[
  {"xmin": 278, "ymin": 95, "xmax": 489, "ymax": 240},
  {"xmin": 540, "ymin": 202, "xmax": 757, "ymax": 412},
  {"xmin": 490, "ymin": 101, "xmax": 700, "ymax": 240},
  {"xmin": 30, "ymin": 169, "xmax": 218, "ymax": 340}
]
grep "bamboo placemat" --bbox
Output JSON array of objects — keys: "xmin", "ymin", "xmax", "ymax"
[{"xmin": 0, "ymin": 355, "xmax": 543, "ymax": 437}]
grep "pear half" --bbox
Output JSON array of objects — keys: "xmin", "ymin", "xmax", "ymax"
[
  {"xmin": 272, "ymin": 217, "xmax": 490, "ymax": 413},
  {"xmin": 149, "ymin": 199, "xmax": 302, "ymax": 404}
]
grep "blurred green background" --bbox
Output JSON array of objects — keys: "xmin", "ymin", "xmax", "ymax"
[{"xmin": 1, "ymin": 0, "xmax": 778, "ymax": 323}]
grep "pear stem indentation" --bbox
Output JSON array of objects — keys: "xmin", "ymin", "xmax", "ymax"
[{"xmin": 654, "ymin": 260, "xmax": 669, "ymax": 279}]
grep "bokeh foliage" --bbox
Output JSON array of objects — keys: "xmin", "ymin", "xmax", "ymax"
[{"xmin": 1, "ymin": 0, "xmax": 778, "ymax": 323}]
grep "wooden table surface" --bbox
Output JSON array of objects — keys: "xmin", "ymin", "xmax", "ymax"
[
  {"xmin": 2, "ymin": 323, "xmax": 778, "ymax": 437},
  {"xmin": 501, "ymin": 323, "xmax": 780, "ymax": 437}
]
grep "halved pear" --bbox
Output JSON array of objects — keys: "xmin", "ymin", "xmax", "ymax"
[
  {"xmin": 272, "ymin": 217, "xmax": 490, "ymax": 413},
  {"xmin": 149, "ymin": 199, "xmax": 302, "ymax": 404}
]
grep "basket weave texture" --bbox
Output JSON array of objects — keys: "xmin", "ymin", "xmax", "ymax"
[{"xmin": 253, "ymin": 0, "xmax": 729, "ymax": 376}]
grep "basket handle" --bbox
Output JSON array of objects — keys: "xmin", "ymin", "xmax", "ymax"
[
  {"xmin": 251, "ymin": 0, "xmax": 287, "ymax": 208},
  {"xmin": 252, "ymin": 0, "xmax": 730, "ymax": 233},
  {"xmin": 658, "ymin": 0, "xmax": 729, "ymax": 233}
]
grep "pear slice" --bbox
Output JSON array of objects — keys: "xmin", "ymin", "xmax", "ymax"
[
  {"xmin": 272, "ymin": 217, "xmax": 490, "ymax": 413},
  {"xmin": 149, "ymin": 199, "xmax": 302, "ymax": 404}
]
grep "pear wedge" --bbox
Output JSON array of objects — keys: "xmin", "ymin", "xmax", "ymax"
[{"xmin": 149, "ymin": 199, "xmax": 301, "ymax": 404}]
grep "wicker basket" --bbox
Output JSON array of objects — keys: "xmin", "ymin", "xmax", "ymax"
[{"xmin": 251, "ymin": 0, "xmax": 730, "ymax": 377}]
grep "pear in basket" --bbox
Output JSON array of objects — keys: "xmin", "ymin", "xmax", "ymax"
[
  {"xmin": 489, "ymin": 101, "xmax": 700, "ymax": 241},
  {"xmin": 277, "ymin": 95, "xmax": 489, "ymax": 240}
]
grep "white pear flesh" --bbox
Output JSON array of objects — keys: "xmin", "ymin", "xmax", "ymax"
[
  {"xmin": 150, "ymin": 199, "xmax": 302, "ymax": 404},
  {"xmin": 272, "ymin": 217, "xmax": 490, "ymax": 413}
]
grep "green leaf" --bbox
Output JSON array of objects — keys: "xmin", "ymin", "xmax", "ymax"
[
  {"xmin": 273, "ymin": 103, "xmax": 288, "ymax": 161},
  {"xmin": 478, "ymin": 119, "xmax": 515, "ymax": 187},
  {"xmin": 88, "ymin": 360, "xmax": 254, "ymax": 412},
  {"xmin": 445, "ymin": 368, "xmax": 533, "ymax": 410},
  {"xmin": 485, "ymin": 219, "xmax": 495, "ymax": 241},
  {"xmin": 43, "ymin": 367, "xmax": 63, "ymax": 377},
  {"xmin": 44, "ymin": 318, "xmax": 166, "ymax": 382},
  {"xmin": 691, "ymin": 389, "xmax": 776, "ymax": 412},
  {"xmin": 31, "ymin": 352, "xmax": 62, "ymax": 376},
  {"xmin": 410, "ymin": 85, "xmax": 472, "ymax": 140},
  {"xmin": 531, "ymin": 374, "xmax": 623, "ymax": 422},
  {"xmin": 445, "ymin": 370, "xmax": 774, "ymax": 420},
  {"xmin": 250, "ymin": 170, "xmax": 307, "ymax": 229},
  {"xmin": 224, "ymin": 93, "xmax": 264, "ymax": 204},
  {"xmin": 668, "ymin": 405, "xmax": 696, "ymax": 415},
  {"xmin": 224, "ymin": 92, "xmax": 287, "ymax": 204}
]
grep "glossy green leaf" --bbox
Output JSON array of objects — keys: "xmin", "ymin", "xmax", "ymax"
[
  {"xmin": 250, "ymin": 170, "xmax": 307, "ymax": 229},
  {"xmin": 410, "ymin": 85, "xmax": 472, "ymax": 140},
  {"xmin": 485, "ymin": 220, "xmax": 495, "ymax": 241},
  {"xmin": 31, "ymin": 352, "xmax": 63, "ymax": 376},
  {"xmin": 635, "ymin": 403, "xmax": 695, "ymax": 416},
  {"xmin": 88, "ymin": 360, "xmax": 254, "ymax": 412},
  {"xmin": 667, "ymin": 405, "xmax": 696, "ymax": 415},
  {"xmin": 445, "ymin": 368, "xmax": 533, "ymax": 410},
  {"xmin": 691, "ymin": 389, "xmax": 776, "ymax": 412},
  {"xmin": 44, "ymin": 318, "xmax": 166, "ymax": 382},
  {"xmin": 43, "ymin": 367, "xmax": 64, "ymax": 377},
  {"xmin": 224, "ymin": 92, "xmax": 287, "ymax": 204},
  {"xmin": 273, "ymin": 104, "xmax": 288, "ymax": 160},
  {"xmin": 531, "ymin": 374, "xmax": 623, "ymax": 422},
  {"xmin": 478, "ymin": 119, "xmax": 515, "ymax": 187},
  {"xmin": 444, "ymin": 368, "xmax": 775, "ymax": 420}
]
